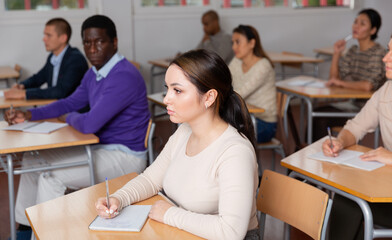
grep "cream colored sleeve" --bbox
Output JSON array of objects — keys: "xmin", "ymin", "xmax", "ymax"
[
  {"xmin": 111, "ymin": 125, "xmax": 184, "ymax": 210},
  {"xmin": 343, "ymin": 85, "xmax": 381, "ymax": 142},
  {"xmin": 163, "ymin": 143, "xmax": 257, "ymax": 240}
]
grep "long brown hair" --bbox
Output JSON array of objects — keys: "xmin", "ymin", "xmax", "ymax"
[
  {"xmin": 233, "ymin": 24, "xmax": 273, "ymax": 67},
  {"xmin": 171, "ymin": 49, "xmax": 256, "ymax": 149}
]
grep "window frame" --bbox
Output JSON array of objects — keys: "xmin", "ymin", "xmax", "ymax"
[
  {"xmin": 133, "ymin": 0, "xmax": 358, "ymax": 20},
  {"xmin": 0, "ymin": 0, "xmax": 100, "ymax": 26}
]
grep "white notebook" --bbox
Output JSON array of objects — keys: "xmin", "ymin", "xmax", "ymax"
[
  {"xmin": 308, "ymin": 150, "xmax": 385, "ymax": 171},
  {"xmin": 89, "ymin": 205, "xmax": 151, "ymax": 232},
  {"xmin": 3, "ymin": 121, "xmax": 68, "ymax": 134}
]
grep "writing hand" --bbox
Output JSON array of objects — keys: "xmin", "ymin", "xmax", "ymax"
[
  {"xmin": 4, "ymin": 109, "xmax": 28, "ymax": 125},
  {"xmin": 148, "ymin": 200, "xmax": 173, "ymax": 223},
  {"xmin": 322, "ymin": 138, "xmax": 343, "ymax": 157},
  {"xmin": 360, "ymin": 147, "xmax": 392, "ymax": 165},
  {"xmin": 11, "ymin": 84, "xmax": 24, "ymax": 90},
  {"xmin": 95, "ymin": 197, "xmax": 120, "ymax": 219}
]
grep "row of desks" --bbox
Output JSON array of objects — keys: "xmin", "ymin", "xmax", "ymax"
[{"xmin": 25, "ymin": 139, "xmax": 392, "ymax": 240}]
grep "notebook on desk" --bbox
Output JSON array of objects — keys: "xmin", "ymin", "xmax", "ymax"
[
  {"xmin": 89, "ymin": 205, "xmax": 151, "ymax": 232},
  {"xmin": 308, "ymin": 150, "xmax": 384, "ymax": 171},
  {"xmin": 3, "ymin": 121, "xmax": 68, "ymax": 134}
]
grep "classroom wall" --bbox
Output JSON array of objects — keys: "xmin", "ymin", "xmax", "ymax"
[{"xmin": 1, "ymin": 0, "xmax": 391, "ymax": 91}]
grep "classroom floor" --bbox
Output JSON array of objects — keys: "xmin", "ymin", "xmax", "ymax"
[{"xmin": 0, "ymin": 104, "xmax": 388, "ymax": 240}]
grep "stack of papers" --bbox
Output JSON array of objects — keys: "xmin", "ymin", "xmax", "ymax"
[
  {"xmin": 3, "ymin": 121, "xmax": 68, "ymax": 134},
  {"xmin": 287, "ymin": 79, "xmax": 326, "ymax": 88},
  {"xmin": 89, "ymin": 205, "xmax": 152, "ymax": 232},
  {"xmin": 308, "ymin": 150, "xmax": 385, "ymax": 171}
]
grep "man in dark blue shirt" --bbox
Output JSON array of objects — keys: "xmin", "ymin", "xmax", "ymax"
[{"xmin": 4, "ymin": 18, "xmax": 88, "ymax": 100}]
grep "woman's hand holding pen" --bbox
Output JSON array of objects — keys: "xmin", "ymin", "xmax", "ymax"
[
  {"xmin": 360, "ymin": 147, "xmax": 392, "ymax": 165},
  {"xmin": 333, "ymin": 39, "xmax": 346, "ymax": 54},
  {"xmin": 322, "ymin": 138, "xmax": 343, "ymax": 157},
  {"xmin": 149, "ymin": 200, "xmax": 174, "ymax": 223},
  {"xmin": 95, "ymin": 197, "xmax": 120, "ymax": 218}
]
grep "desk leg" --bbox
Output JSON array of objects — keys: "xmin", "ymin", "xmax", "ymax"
[
  {"xmin": 85, "ymin": 145, "xmax": 95, "ymax": 186},
  {"xmin": 304, "ymin": 98, "xmax": 313, "ymax": 145},
  {"xmin": 283, "ymin": 95, "xmax": 293, "ymax": 139},
  {"xmin": 299, "ymin": 99, "xmax": 305, "ymax": 143},
  {"xmin": 313, "ymin": 63, "xmax": 319, "ymax": 77},
  {"xmin": 7, "ymin": 154, "xmax": 16, "ymax": 240}
]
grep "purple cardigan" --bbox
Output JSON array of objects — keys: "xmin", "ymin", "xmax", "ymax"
[{"xmin": 29, "ymin": 58, "xmax": 150, "ymax": 152}]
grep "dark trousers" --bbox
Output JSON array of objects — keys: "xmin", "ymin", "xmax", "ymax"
[{"xmin": 329, "ymin": 194, "xmax": 392, "ymax": 240}]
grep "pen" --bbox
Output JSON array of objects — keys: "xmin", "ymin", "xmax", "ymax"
[
  {"xmin": 327, "ymin": 127, "xmax": 334, "ymax": 150},
  {"xmin": 8, "ymin": 104, "xmax": 15, "ymax": 120},
  {"xmin": 344, "ymin": 34, "xmax": 352, "ymax": 42},
  {"xmin": 105, "ymin": 177, "xmax": 110, "ymax": 212}
]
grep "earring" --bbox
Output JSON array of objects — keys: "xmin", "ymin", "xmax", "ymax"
[{"xmin": 205, "ymin": 103, "xmax": 208, "ymax": 109}]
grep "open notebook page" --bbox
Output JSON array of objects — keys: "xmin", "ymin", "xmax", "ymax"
[
  {"xmin": 308, "ymin": 150, "xmax": 384, "ymax": 171},
  {"xmin": 89, "ymin": 205, "xmax": 152, "ymax": 232}
]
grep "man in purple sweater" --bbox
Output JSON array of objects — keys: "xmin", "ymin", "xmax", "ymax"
[{"xmin": 5, "ymin": 15, "xmax": 150, "ymax": 239}]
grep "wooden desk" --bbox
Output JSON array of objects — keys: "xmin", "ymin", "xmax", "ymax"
[
  {"xmin": 281, "ymin": 138, "xmax": 392, "ymax": 239},
  {"xmin": 0, "ymin": 95, "xmax": 55, "ymax": 109},
  {"xmin": 0, "ymin": 66, "xmax": 20, "ymax": 88},
  {"xmin": 26, "ymin": 172, "xmax": 203, "ymax": 240},
  {"xmin": 276, "ymin": 76, "xmax": 372, "ymax": 145},
  {"xmin": 0, "ymin": 120, "xmax": 99, "ymax": 240},
  {"xmin": 0, "ymin": 66, "xmax": 19, "ymax": 79},
  {"xmin": 267, "ymin": 52, "xmax": 323, "ymax": 79},
  {"xmin": 313, "ymin": 46, "xmax": 334, "ymax": 59},
  {"xmin": 148, "ymin": 59, "xmax": 172, "ymax": 94}
]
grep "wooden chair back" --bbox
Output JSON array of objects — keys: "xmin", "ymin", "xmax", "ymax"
[
  {"xmin": 129, "ymin": 60, "xmax": 141, "ymax": 70},
  {"xmin": 257, "ymin": 170, "xmax": 331, "ymax": 240},
  {"xmin": 144, "ymin": 119, "xmax": 156, "ymax": 166}
]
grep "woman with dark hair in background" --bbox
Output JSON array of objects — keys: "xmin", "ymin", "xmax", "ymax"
[
  {"xmin": 95, "ymin": 49, "xmax": 259, "ymax": 240},
  {"xmin": 229, "ymin": 24, "xmax": 277, "ymax": 143},
  {"xmin": 313, "ymin": 8, "xmax": 386, "ymax": 141}
]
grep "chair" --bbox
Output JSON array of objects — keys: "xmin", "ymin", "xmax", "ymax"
[
  {"xmin": 257, "ymin": 170, "xmax": 333, "ymax": 240},
  {"xmin": 256, "ymin": 92, "xmax": 286, "ymax": 171},
  {"xmin": 144, "ymin": 119, "xmax": 156, "ymax": 166},
  {"xmin": 129, "ymin": 60, "xmax": 141, "ymax": 70}
]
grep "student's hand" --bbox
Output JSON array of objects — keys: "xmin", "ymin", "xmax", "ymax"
[
  {"xmin": 95, "ymin": 197, "xmax": 120, "ymax": 219},
  {"xmin": 11, "ymin": 84, "xmax": 24, "ymax": 90},
  {"xmin": 4, "ymin": 89, "xmax": 26, "ymax": 100},
  {"xmin": 4, "ymin": 109, "xmax": 29, "ymax": 125},
  {"xmin": 360, "ymin": 147, "xmax": 392, "ymax": 165},
  {"xmin": 322, "ymin": 138, "xmax": 343, "ymax": 157},
  {"xmin": 333, "ymin": 39, "xmax": 346, "ymax": 54},
  {"xmin": 149, "ymin": 200, "xmax": 174, "ymax": 223},
  {"xmin": 326, "ymin": 77, "xmax": 344, "ymax": 87}
]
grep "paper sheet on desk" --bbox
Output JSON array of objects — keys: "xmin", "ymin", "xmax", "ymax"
[
  {"xmin": 287, "ymin": 79, "xmax": 326, "ymax": 88},
  {"xmin": 308, "ymin": 150, "xmax": 385, "ymax": 171},
  {"xmin": 89, "ymin": 205, "xmax": 152, "ymax": 232},
  {"xmin": 3, "ymin": 121, "xmax": 68, "ymax": 133},
  {"xmin": 0, "ymin": 91, "xmax": 4, "ymax": 97}
]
